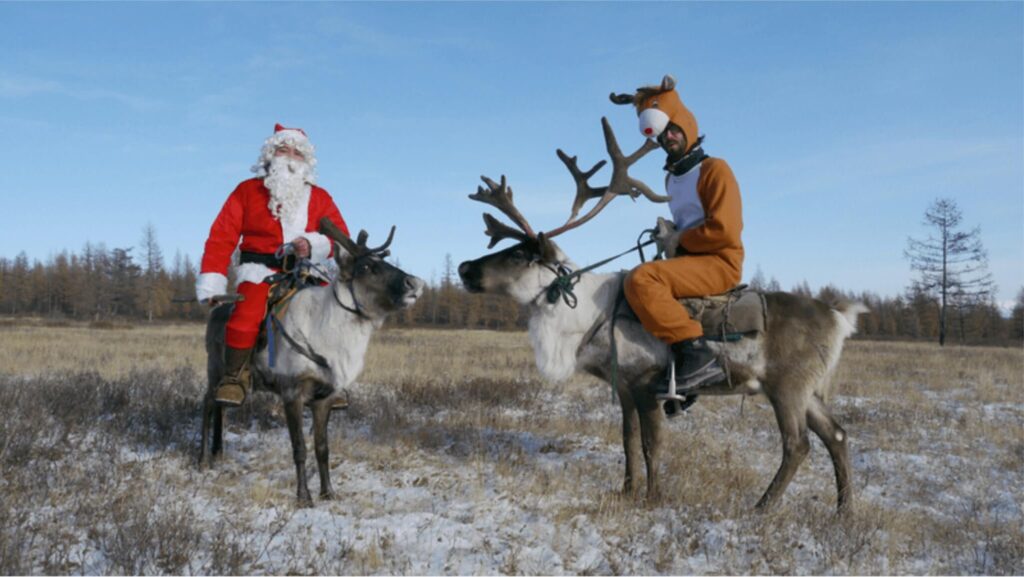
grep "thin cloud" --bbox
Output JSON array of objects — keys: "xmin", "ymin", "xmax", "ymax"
[
  {"xmin": 751, "ymin": 135, "xmax": 1022, "ymax": 200},
  {"xmin": 0, "ymin": 73, "xmax": 160, "ymax": 111},
  {"xmin": 0, "ymin": 75, "xmax": 62, "ymax": 97}
]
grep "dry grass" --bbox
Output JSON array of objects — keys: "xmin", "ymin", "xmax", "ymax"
[{"xmin": 1, "ymin": 319, "xmax": 1021, "ymax": 575}]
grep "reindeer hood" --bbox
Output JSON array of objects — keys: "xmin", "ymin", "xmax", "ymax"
[{"xmin": 612, "ymin": 75, "xmax": 700, "ymax": 155}]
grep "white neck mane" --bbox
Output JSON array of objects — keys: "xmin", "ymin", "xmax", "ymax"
[{"xmin": 527, "ymin": 271, "xmax": 619, "ymax": 382}]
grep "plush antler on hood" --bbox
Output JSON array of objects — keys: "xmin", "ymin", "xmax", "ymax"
[{"xmin": 610, "ymin": 74, "xmax": 700, "ymax": 155}]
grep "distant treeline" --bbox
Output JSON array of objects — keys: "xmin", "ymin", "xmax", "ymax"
[{"xmin": 1, "ymin": 245, "xmax": 1021, "ymax": 346}]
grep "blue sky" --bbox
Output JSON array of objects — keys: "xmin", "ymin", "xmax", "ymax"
[{"xmin": 2, "ymin": 2, "xmax": 1021, "ymax": 308}]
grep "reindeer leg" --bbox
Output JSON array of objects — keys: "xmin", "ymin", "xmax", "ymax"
[
  {"xmin": 211, "ymin": 403, "xmax": 224, "ymax": 457},
  {"xmin": 617, "ymin": 384, "xmax": 643, "ymax": 497},
  {"xmin": 635, "ymin": 387, "xmax": 664, "ymax": 503},
  {"xmin": 807, "ymin": 395, "xmax": 853, "ymax": 513},
  {"xmin": 755, "ymin": 391, "xmax": 810, "ymax": 511},
  {"xmin": 199, "ymin": 393, "xmax": 213, "ymax": 466},
  {"xmin": 311, "ymin": 398, "xmax": 336, "ymax": 500},
  {"xmin": 283, "ymin": 396, "xmax": 313, "ymax": 507}
]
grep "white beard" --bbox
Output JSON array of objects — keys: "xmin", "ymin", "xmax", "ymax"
[{"xmin": 264, "ymin": 155, "xmax": 312, "ymax": 222}]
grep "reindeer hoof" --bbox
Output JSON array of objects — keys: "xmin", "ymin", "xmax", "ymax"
[
  {"xmin": 320, "ymin": 489, "xmax": 336, "ymax": 501},
  {"xmin": 329, "ymin": 391, "xmax": 350, "ymax": 411}
]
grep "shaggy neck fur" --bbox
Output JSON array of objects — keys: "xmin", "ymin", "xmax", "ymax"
[
  {"xmin": 265, "ymin": 284, "xmax": 378, "ymax": 391},
  {"xmin": 524, "ymin": 266, "xmax": 620, "ymax": 383}
]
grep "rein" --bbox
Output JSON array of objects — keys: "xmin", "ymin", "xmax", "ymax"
[{"xmin": 539, "ymin": 228, "xmax": 658, "ymax": 309}]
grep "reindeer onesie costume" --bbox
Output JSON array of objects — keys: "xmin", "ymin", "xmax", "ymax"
[{"xmin": 618, "ymin": 76, "xmax": 744, "ymax": 394}]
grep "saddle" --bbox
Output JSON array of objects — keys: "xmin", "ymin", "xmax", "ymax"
[
  {"xmin": 618, "ymin": 283, "xmax": 767, "ymax": 342},
  {"xmin": 255, "ymin": 268, "xmax": 322, "ymax": 353}
]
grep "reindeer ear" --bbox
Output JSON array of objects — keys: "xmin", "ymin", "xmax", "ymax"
[
  {"xmin": 537, "ymin": 232, "xmax": 558, "ymax": 262},
  {"xmin": 333, "ymin": 241, "xmax": 353, "ymax": 267},
  {"xmin": 333, "ymin": 242, "xmax": 355, "ymax": 282}
]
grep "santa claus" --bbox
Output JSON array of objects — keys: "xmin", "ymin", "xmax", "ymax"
[{"xmin": 196, "ymin": 124, "xmax": 350, "ymax": 408}]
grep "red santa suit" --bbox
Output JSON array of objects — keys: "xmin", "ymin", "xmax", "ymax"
[{"xmin": 196, "ymin": 125, "xmax": 350, "ymax": 349}]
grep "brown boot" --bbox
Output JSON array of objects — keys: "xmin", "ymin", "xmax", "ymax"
[
  {"xmin": 215, "ymin": 346, "xmax": 252, "ymax": 407},
  {"xmin": 656, "ymin": 337, "xmax": 725, "ymax": 397}
]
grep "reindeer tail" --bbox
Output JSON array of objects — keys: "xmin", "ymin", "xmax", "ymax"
[{"xmin": 833, "ymin": 301, "xmax": 869, "ymax": 339}]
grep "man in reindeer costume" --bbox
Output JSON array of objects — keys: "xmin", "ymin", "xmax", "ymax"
[
  {"xmin": 613, "ymin": 75, "xmax": 744, "ymax": 405},
  {"xmin": 196, "ymin": 124, "xmax": 350, "ymax": 408}
]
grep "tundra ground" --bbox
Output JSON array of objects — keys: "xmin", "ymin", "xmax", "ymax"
[{"xmin": 1, "ymin": 319, "xmax": 1021, "ymax": 574}]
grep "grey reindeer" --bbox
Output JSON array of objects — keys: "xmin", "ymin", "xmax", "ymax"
[
  {"xmin": 200, "ymin": 218, "xmax": 425, "ymax": 506},
  {"xmin": 458, "ymin": 119, "xmax": 866, "ymax": 511}
]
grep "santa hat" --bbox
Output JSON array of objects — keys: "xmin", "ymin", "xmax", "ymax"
[
  {"xmin": 611, "ymin": 75, "xmax": 700, "ymax": 153},
  {"xmin": 273, "ymin": 123, "xmax": 309, "ymax": 144}
]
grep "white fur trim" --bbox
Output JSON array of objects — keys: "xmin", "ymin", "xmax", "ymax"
[
  {"xmin": 235, "ymin": 263, "xmax": 276, "ymax": 286},
  {"xmin": 275, "ymin": 129, "xmax": 309, "ymax": 145},
  {"xmin": 303, "ymin": 231, "xmax": 333, "ymax": 261},
  {"xmin": 638, "ymin": 108, "xmax": 670, "ymax": 139},
  {"xmin": 195, "ymin": 272, "xmax": 227, "ymax": 304}
]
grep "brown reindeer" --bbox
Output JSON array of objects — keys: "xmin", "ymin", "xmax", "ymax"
[
  {"xmin": 200, "ymin": 219, "xmax": 424, "ymax": 506},
  {"xmin": 458, "ymin": 118, "xmax": 865, "ymax": 511}
]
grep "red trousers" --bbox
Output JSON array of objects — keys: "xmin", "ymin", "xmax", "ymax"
[
  {"xmin": 225, "ymin": 282, "xmax": 270, "ymax": 349},
  {"xmin": 624, "ymin": 254, "xmax": 741, "ymax": 344}
]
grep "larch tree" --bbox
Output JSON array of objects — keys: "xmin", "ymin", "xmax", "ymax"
[{"xmin": 904, "ymin": 198, "xmax": 994, "ymax": 346}]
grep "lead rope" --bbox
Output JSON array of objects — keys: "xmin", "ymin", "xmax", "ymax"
[
  {"xmin": 542, "ymin": 229, "xmax": 658, "ymax": 308},
  {"xmin": 609, "ymin": 275, "xmax": 626, "ymax": 403}
]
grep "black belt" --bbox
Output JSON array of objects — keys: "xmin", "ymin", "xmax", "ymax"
[{"xmin": 240, "ymin": 251, "xmax": 284, "ymax": 269}]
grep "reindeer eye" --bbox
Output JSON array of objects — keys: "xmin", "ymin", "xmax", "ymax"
[{"xmin": 510, "ymin": 249, "xmax": 528, "ymax": 263}]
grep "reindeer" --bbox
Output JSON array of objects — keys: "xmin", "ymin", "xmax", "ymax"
[
  {"xmin": 199, "ymin": 218, "xmax": 425, "ymax": 506},
  {"xmin": 458, "ymin": 118, "xmax": 866, "ymax": 511}
]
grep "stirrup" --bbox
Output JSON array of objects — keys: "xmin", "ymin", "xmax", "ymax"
[{"xmin": 657, "ymin": 362, "xmax": 697, "ymax": 418}]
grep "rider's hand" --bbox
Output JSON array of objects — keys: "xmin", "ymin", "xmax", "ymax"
[
  {"xmin": 653, "ymin": 217, "xmax": 683, "ymax": 259},
  {"xmin": 293, "ymin": 237, "xmax": 311, "ymax": 258}
]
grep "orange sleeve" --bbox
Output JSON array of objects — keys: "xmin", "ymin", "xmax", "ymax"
[{"xmin": 680, "ymin": 158, "xmax": 743, "ymax": 255}]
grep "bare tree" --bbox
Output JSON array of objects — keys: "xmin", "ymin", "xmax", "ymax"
[
  {"xmin": 905, "ymin": 198, "xmax": 994, "ymax": 346},
  {"xmin": 1012, "ymin": 287, "xmax": 1024, "ymax": 343},
  {"xmin": 139, "ymin": 223, "xmax": 168, "ymax": 322}
]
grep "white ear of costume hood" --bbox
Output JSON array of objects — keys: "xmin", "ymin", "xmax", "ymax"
[
  {"xmin": 638, "ymin": 108, "xmax": 670, "ymax": 140},
  {"xmin": 196, "ymin": 272, "xmax": 228, "ymax": 304}
]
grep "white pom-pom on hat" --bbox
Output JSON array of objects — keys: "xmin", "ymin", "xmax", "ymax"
[{"xmin": 638, "ymin": 108, "xmax": 670, "ymax": 140}]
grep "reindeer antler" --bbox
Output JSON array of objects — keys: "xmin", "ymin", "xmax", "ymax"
[
  {"xmin": 467, "ymin": 117, "xmax": 668, "ymax": 246},
  {"xmin": 319, "ymin": 217, "xmax": 395, "ymax": 258},
  {"xmin": 469, "ymin": 175, "xmax": 536, "ymax": 238},
  {"xmin": 468, "ymin": 175, "xmax": 538, "ymax": 247},
  {"xmin": 556, "ymin": 149, "xmax": 607, "ymax": 223},
  {"xmin": 544, "ymin": 117, "xmax": 665, "ymax": 239}
]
